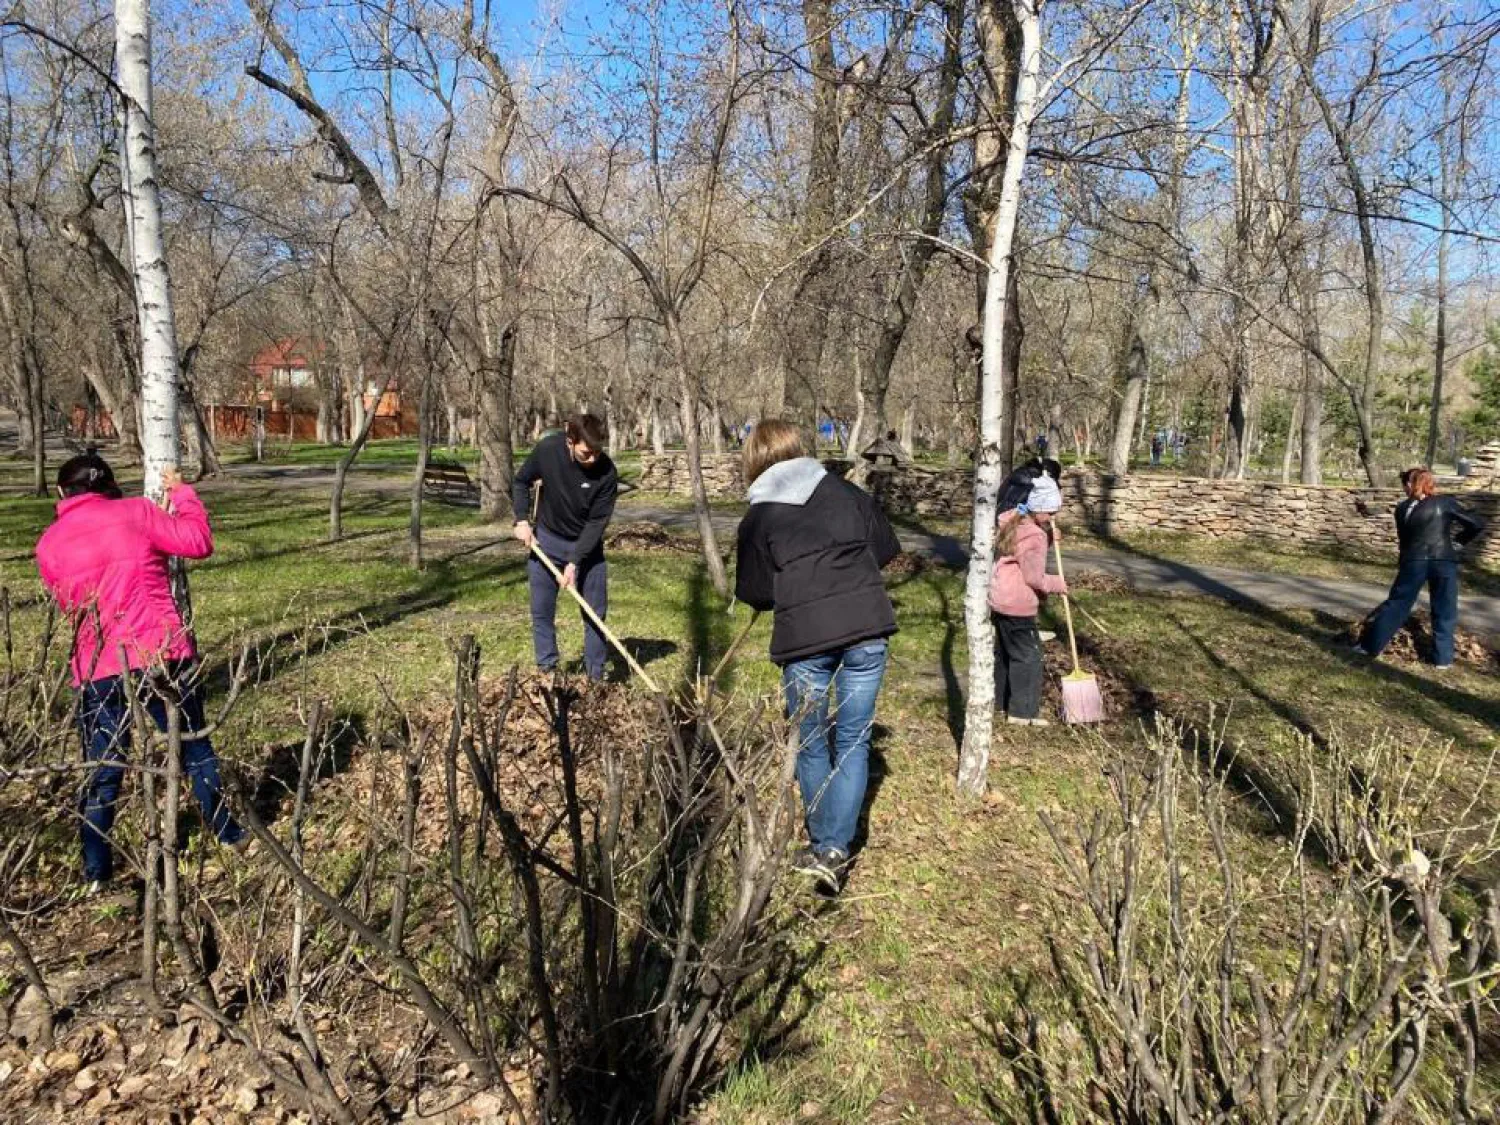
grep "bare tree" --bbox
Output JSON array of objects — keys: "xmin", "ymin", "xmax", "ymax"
[
  {"xmin": 957, "ymin": 0, "xmax": 1041, "ymax": 797},
  {"xmin": 116, "ymin": 0, "xmax": 184, "ymax": 495}
]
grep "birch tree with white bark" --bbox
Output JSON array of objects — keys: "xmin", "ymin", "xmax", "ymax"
[
  {"xmin": 115, "ymin": 0, "xmax": 182, "ymax": 497},
  {"xmin": 956, "ymin": 0, "xmax": 1043, "ymax": 797}
]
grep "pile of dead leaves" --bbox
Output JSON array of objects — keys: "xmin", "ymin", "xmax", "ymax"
[
  {"xmin": 1067, "ymin": 570, "xmax": 1130, "ymax": 596},
  {"xmin": 604, "ymin": 521, "xmax": 698, "ymax": 554},
  {"xmin": 1037, "ymin": 641, "xmax": 1140, "ymax": 724},
  {"xmin": 0, "ymin": 1007, "xmax": 290, "ymax": 1124},
  {"xmin": 884, "ymin": 551, "xmax": 933, "ymax": 577},
  {"xmin": 1348, "ymin": 611, "xmax": 1498, "ymax": 670}
]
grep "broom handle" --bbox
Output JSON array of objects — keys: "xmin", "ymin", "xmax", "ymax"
[
  {"xmin": 1053, "ymin": 535, "xmax": 1084, "ymax": 675},
  {"xmin": 528, "ymin": 481, "xmax": 663, "ymax": 694}
]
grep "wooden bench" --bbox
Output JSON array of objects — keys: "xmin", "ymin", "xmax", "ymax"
[{"xmin": 422, "ymin": 459, "xmax": 480, "ymax": 505}]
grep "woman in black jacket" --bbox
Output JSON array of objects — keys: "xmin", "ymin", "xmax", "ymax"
[
  {"xmin": 735, "ymin": 419, "xmax": 901, "ymax": 892},
  {"xmin": 1358, "ymin": 466, "xmax": 1485, "ymax": 667}
]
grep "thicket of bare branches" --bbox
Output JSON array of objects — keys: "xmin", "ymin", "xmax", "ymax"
[
  {"xmin": 987, "ymin": 718, "xmax": 1500, "ymax": 1122},
  {"xmin": 0, "ymin": 608, "xmax": 813, "ymax": 1123}
]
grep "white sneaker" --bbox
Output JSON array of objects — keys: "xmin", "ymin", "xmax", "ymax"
[
  {"xmin": 1006, "ymin": 715, "xmax": 1052, "ymax": 727},
  {"xmin": 1038, "ymin": 631, "xmax": 1057, "ymax": 643}
]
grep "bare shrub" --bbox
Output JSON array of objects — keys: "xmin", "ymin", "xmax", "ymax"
[
  {"xmin": 990, "ymin": 718, "xmax": 1500, "ymax": 1123},
  {"xmin": 0, "ymin": 617, "xmax": 809, "ymax": 1123}
]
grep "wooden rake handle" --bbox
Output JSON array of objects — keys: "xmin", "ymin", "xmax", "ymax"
[
  {"xmin": 710, "ymin": 609, "xmax": 761, "ymax": 682},
  {"xmin": 527, "ymin": 541, "xmax": 662, "ymax": 694},
  {"xmin": 1052, "ymin": 534, "xmax": 1084, "ymax": 676},
  {"xmin": 526, "ymin": 478, "xmax": 661, "ymax": 694}
]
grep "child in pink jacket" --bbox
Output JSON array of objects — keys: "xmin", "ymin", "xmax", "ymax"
[
  {"xmin": 986, "ymin": 472, "xmax": 1067, "ymax": 725},
  {"xmin": 36, "ymin": 453, "xmax": 244, "ymax": 891}
]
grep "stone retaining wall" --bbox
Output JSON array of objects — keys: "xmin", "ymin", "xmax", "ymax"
[{"xmin": 636, "ymin": 453, "xmax": 1500, "ymax": 563}]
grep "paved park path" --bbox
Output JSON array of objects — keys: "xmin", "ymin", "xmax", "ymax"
[{"xmin": 618, "ymin": 504, "xmax": 1500, "ymax": 641}]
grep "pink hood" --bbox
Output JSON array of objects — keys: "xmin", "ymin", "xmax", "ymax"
[
  {"xmin": 35, "ymin": 485, "xmax": 213, "ymax": 686},
  {"xmin": 987, "ymin": 510, "xmax": 1066, "ymax": 618}
]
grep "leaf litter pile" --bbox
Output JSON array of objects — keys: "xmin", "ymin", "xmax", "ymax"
[
  {"xmin": 604, "ymin": 520, "xmax": 699, "ymax": 555},
  {"xmin": 1348, "ymin": 609, "xmax": 1498, "ymax": 671},
  {"xmin": 0, "ymin": 672, "xmax": 657, "ymax": 1123}
]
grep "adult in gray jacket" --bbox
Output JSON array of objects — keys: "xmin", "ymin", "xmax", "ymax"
[{"xmin": 735, "ymin": 419, "xmax": 900, "ymax": 892}]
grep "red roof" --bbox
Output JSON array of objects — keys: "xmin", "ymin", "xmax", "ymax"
[{"xmin": 248, "ymin": 338, "xmax": 323, "ymax": 374}]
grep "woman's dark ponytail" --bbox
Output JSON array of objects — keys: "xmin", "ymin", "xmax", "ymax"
[{"xmin": 56, "ymin": 451, "xmax": 122, "ymax": 499}]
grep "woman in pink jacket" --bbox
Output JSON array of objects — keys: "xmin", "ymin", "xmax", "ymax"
[
  {"xmin": 35, "ymin": 453, "xmax": 243, "ymax": 891},
  {"xmin": 986, "ymin": 472, "xmax": 1067, "ymax": 726}
]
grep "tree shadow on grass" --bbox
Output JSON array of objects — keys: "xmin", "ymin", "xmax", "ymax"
[
  {"xmin": 198, "ymin": 556, "xmax": 528, "ymax": 699},
  {"xmin": 683, "ymin": 559, "xmax": 732, "ymax": 685},
  {"xmin": 246, "ymin": 708, "xmax": 369, "ymax": 826},
  {"xmin": 1088, "ymin": 525, "xmax": 1500, "ymax": 733}
]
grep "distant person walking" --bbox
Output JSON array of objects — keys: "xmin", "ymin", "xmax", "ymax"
[
  {"xmin": 513, "ymin": 414, "xmax": 618, "ymax": 680},
  {"xmin": 1357, "ymin": 467, "xmax": 1485, "ymax": 668},
  {"xmin": 1151, "ymin": 432, "xmax": 1165, "ymax": 466},
  {"xmin": 988, "ymin": 470, "xmax": 1068, "ymax": 725},
  {"xmin": 735, "ymin": 419, "xmax": 901, "ymax": 893},
  {"xmin": 35, "ymin": 453, "xmax": 244, "ymax": 892}
]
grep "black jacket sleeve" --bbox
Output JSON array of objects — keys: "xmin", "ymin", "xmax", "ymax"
[
  {"xmin": 1450, "ymin": 498, "xmax": 1485, "ymax": 548},
  {"xmin": 734, "ymin": 513, "xmax": 776, "ymax": 611},
  {"xmin": 863, "ymin": 490, "xmax": 901, "ymax": 568},
  {"xmin": 569, "ymin": 471, "xmax": 618, "ymax": 563},
  {"xmin": 513, "ymin": 448, "xmax": 542, "ymax": 521}
]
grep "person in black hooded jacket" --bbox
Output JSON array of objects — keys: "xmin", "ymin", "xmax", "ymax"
[
  {"xmin": 1357, "ymin": 466, "xmax": 1485, "ymax": 667},
  {"xmin": 735, "ymin": 419, "xmax": 900, "ymax": 892}
]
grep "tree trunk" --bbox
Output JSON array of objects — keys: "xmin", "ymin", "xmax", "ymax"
[
  {"xmin": 1224, "ymin": 361, "xmax": 1248, "ymax": 479},
  {"xmin": 780, "ymin": 0, "xmax": 841, "ymax": 430},
  {"xmin": 709, "ymin": 397, "xmax": 725, "ymax": 455},
  {"xmin": 117, "ymin": 0, "xmax": 184, "ymax": 497},
  {"xmin": 669, "ymin": 317, "xmax": 728, "ymax": 596},
  {"xmin": 859, "ymin": 0, "xmax": 965, "ymax": 449},
  {"xmin": 476, "ymin": 324, "xmax": 516, "ymax": 521},
  {"xmin": 27, "ymin": 349, "xmax": 43, "ymax": 496},
  {"xmin": 409, "ymin": 373, "xmax": 432, "ymax": 569},
  {"xmin": 349, "ymin": 385, "xmax": 366, "ymax": 439},
  {"xmin": 650, "ymin": 391, "xmax": 666, "ymax": 455},
  {"xmin": 1428, "ymin": 149, "xmax": 1451, "ymax": 467},
  {"xmin": 958, "ymin": 0, "xmax": 1039, "ymax": 797},
  {"xmin": 330, "ymin": 353, "xmax": 379, "ymax": 542},
  {"xmin": 1108, "ymin": 321, "xmax": 1147, "ymax": 475},
  {"xmin": 1281, "ymin": 393, "xmax": 1301, "ymax": 484}
]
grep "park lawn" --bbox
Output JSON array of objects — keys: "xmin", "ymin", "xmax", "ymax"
[{"xmin": 3, "ymin": 472, "xmax": 1499, "ymax": 1118}]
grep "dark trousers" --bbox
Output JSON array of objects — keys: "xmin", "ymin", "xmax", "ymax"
[
  {"xmin": 529, "ymin": 526, "xmax": 609, "ymax": 679},
  {"xmin": 78, "ymin": 663, "xmax": 243, "ymax": 882},
  {"xmin": 995, "ymin": 614, "xmax": 1044, "ymax": 719},
  {"xmin": 1363, "ymin": 558, "xmax": 1459, "ymax": 665}
]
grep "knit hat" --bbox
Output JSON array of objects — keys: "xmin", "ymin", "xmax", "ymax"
[{"xmin": 1026, "ymin": 472, "xmax": 1062, "ymax": 514}]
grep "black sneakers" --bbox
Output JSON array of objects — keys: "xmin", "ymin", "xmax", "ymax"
[{"xmin": 790, "ymin": 845, "xmax": 848, "ymax": 893}]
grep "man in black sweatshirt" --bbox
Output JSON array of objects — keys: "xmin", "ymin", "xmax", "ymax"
[{"xmin": 512, "ymin": 414, "xmax": 619, "ymax": 679}]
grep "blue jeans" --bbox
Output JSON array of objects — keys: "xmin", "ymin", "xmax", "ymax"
[
  {"xmin": 781, "ymin": 639, "xmax": 889, "ymax": 856},
  {"xmin": 529, "ymin": 526, "xmax": 609, "ymax": 679},
  {"xmin": 1363, "ymin": 558, "xmax": 1459, "ymax": 665},
  {"xmin": 78, "ymin": 664, "xmax": 244, "ymax": 882}
]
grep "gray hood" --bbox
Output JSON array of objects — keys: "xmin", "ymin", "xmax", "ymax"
[{"xmin": 747, "ymin": 456, "xmax": 827, "ymax": 506}]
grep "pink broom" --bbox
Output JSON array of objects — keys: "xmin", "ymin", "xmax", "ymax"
[{"xmin": 1053, "ymin": 536, "xmax": 1105, "ymax": 724}]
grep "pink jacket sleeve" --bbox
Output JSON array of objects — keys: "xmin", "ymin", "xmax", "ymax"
[
  {"xmin": 141, "ymin": 485, "xmax": 214, "ymax": 559},
  {"xmin": 1017, "ymin": 534, "xmax": 1066, "ymax": 597}
]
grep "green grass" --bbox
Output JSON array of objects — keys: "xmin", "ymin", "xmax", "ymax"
[{"xmin": 4, "ymin": 469, "xmax": 1500, "ymax": 1119}]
